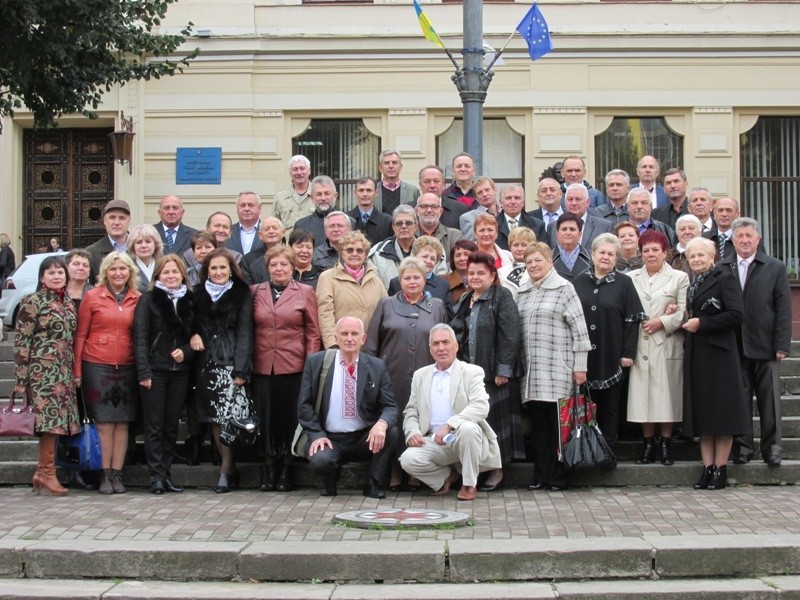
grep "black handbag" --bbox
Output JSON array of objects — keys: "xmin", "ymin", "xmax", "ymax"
[
  {"xmin": 219, "ymin": 384, "xmax": 259, "ymax": 448},
  {"xmin": 561, "ymin": 422, "xmax": 617, "ymax": 471}
]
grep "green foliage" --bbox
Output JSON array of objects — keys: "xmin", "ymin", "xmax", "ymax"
[{"xmin": 0, "ymin": 0, "xmax": 199, "ymax": 130}]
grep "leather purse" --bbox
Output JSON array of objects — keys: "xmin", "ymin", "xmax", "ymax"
[
  {"xmin": 55, "ymin": 393, "xmax": 103, "ymax": 471},
  {"xmin": 0, "ymin": 390, "xmax": 36, "ymax": 437},
  {"xmin": 219, "ymin": 385, "xmax": 260, "ymax": 448}
]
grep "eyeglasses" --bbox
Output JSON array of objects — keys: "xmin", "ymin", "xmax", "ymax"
[
  {"xmin": 394, "ymin": 220, "xmax": 416, "ymax": 227},
  {"xmin": 343, "ymin": 247, "xmax": 365, "ymax": 255},
  {"xmin": 417, "ymin": 204, "xmax": 441, "ymax": 212}
]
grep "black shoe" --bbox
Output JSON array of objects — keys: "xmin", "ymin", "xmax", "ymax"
[
  {"xmin": 548, "ymin": 484, "xmax": 569, "ymax": 492},
  {"xmin": 707, "ymin": 465, "xmax": 728, "ymax": 490},
  {"xmin": 693, "ymin": 465, "xmax": 715, "ymax": 490},
  {"xmin": 732, "ymin": 454, "xmax": 751, "ymax": 465},
  {"xmin": 214, "ymin": 473, "xmax": 231, "ymax": 494},
  {"xmin": 64, "ymin": 470, "xmax": 96, "ymax": 490},
  {"xmin": 765, "ymin": 455, "xmax": 782, "ymax": 467},
  {"xmin": 478, "ymin": 477, "xmax": 503, "ymax": 492},
  {"xmin": 635, "ymin": 437, "xmax": 656, "ymax": 464},
  {"xmin": 163, "ymin": 478, "xmax": 184, "ymax": 493},
  {"xmin": 276, "ymin": 466, "xmax": 293, "ymax": 492},
  {"xmin": 660, "ymin": 437, "xmax": 674, "ymax": 466},
  {"xmin": 321, "ymin": 470, "xmax": 339, "ymax": 497},
  {"xmin": 150, "ymin": 480, "xmax": 165, "ymax": 495},
  {"xmin": 260, "ymin": 464, "xmax": 278, "ymax": 492},
  {"xmin": 362, "ymin": 478, "xmax": 386, "ymax": 499},
  {"xmin": 528, "ymin": 481, "xmax": 547, "ymax": 491}
]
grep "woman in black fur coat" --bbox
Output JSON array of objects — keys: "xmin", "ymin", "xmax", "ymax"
[
  {"xmin": 133, "ymin": 254, "xmax": 195, "ymax": 495},
  {"xmin": 190, "ymin": 248, "xmax": 253, "ymax": 493}
]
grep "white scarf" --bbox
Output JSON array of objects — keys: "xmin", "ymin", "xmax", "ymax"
[
  {"xmin": 205, "ymin": 279, "xmax": 233, "ymax": 302},
  {"xmin": 155, "ymin": 280, "xmax": 188, "ymax": 300}
]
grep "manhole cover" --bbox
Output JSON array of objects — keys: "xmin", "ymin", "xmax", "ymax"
[{"xmin": 332, "ymin": 508, "xmax": 470, "ymax": 529}]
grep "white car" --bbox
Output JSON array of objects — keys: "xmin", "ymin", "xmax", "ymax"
[{"xmin": 0, "ymin": 252, "xmax": 67, "ymax": 327}]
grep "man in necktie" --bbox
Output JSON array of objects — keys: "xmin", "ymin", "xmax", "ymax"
[
  {"xmin": 346, "ymin": 177, "xmax": 392, "ymax": 246},
  {"xmin": 721, "ymin": 217, "xmax": 791, "ymax": 467},
  {"xmin": 712, "ymin": 197, "xmax": 740, "ymax": 261},
  {"xmin": 297, "ymin": 316, "xmax": 399, "ymax": 498},
  {"xmin": 154, "ymin": 195, "xmax": 197, "ymax": 260}
]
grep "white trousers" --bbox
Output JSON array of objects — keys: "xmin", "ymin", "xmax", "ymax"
[{"xmin": 400, "ymin": 421, "xmax": 484, "ymax": 488}]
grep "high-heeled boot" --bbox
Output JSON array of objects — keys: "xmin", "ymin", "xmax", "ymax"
[
  {"xmin": 32, "ymin": 433, "xmax": 68, "ymax": 496},
  {"xmin": 693, "ymin": 464, "xmax": 715, "ymax": 490},
  {"xmin": 707, "ymin": 465, "xmax": 728, "ymax": 490},
  {"xmin": 98, "ymin": 469, "xmax": 114, "ymax": 495},
  {"xmin": 276, "ymin": 464, "xmax": 293, "ymax": 492},
  {"xmin": 260, "ymin": 464, "xmax": 279, "ymax": 492},
  {"xmin": 660, "ymin": 437, "xmax": 674, "ymax": 466},
  {"xmin": 635, "ymin": 437, "xmax": 656, "ymax": 464}
]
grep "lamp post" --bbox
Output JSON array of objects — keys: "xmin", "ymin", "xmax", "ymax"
[{"xmin": 108, "ymin": 113, "xmax": 135, "ymax": 175}]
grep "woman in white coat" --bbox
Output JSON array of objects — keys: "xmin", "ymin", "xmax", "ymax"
[{"xmin": 627, "ymin": 230, "xmax": 689, "ymax": 465}]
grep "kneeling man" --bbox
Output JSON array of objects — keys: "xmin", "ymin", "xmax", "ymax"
[
  {"xmin": 297, "ymin": 316, "xmax": 399, "ymax": 498},
  {"xmin": 400, "ymin": 324, "xmax": 501, "ymax": 501}
]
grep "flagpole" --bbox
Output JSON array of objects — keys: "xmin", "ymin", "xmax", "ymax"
[{"xmin": 484, "ymin": 30, "xmax": 516, "ymax": 72}]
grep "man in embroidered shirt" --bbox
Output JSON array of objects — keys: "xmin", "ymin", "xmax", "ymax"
[
  {"xmin": 400, "ymin": 324, "xmax": 501, "ymax": 501},
  {"xmin": 297, "ymin": 316, "xmax": 399, "ymax": 498}
]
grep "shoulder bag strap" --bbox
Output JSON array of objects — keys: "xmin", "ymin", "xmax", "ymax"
[{"xmin": 315, "ymin": 349, "xmax": 337, "ymax": 414}]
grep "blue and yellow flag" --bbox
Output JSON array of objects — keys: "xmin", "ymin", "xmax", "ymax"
[{"xmin": 413, "ymin": 0, "xmax": 445, "ymax": 49}]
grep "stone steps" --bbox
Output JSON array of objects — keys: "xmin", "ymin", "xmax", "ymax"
[
  {"xmin": 2, "ymin": 534, "xmax": 800, "ymax": 587},
  {"xmin": 2, "ymin": 459, "xmax": 799, "ymax": 489}
]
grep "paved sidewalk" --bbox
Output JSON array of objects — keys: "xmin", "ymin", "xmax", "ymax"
[{"xmin": 2, "ymin": 484, "xmax": 799, "ymax": 543}]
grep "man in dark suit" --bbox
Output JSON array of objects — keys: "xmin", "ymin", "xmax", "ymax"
[
  {"xmin": 652, "ymin": 168, "xmax": 689, "ymax": 230},
  {"xmin": 154, "ymin": 195, "xmax": 196, "ymax": 258},
  {"xmin": 346, "ymin": 177, "xmax": 392, "ymax": 246},
  {"xmin": 418, "ymin": 165, "xmax": 469, "ymax": 230},
  {"xmin": 495, "ymin": 185, "xmax": 547, "ymax": 250},
  {"xmin": 721, "ymin": 218, "xmax": 792, "ymax": 466},
  {"xmin": 297, "ymin": 316, "xmax": 399, "ymax": 498},
  {"xmin": 86, "ymin": 199, "xmax": 131, "ymax": 280},
  {"xmin": 634, "ymin": 155, "xmax": 668, "ymax": 208},
  {"xmin": 531, "ymin": 178, "xmax": 563, "ymax": 227},
  {"xmin": 374, "ymin": 150, "xmax": 420, "ymax": 215},
  {"xmin": 626, "ymin": 188, "xmax": 676, "ymax": 248},
  {"xmin": 547, "ymin": 184, "xmax": 612, "ymax": 250},
  {"xmin": 225, "ymin": 191, "xmax": 265, "ymax": 256},
  {"xmin": 688, "ymin": 187, "xmax": 717, "ymax": 238},
  {"xmin": 711, "ymin": 197, "xmax": 740, "ymax": 261},
  {"xmin": 592, "ymin": 170, "xmax": 631, "ymax": 227}
]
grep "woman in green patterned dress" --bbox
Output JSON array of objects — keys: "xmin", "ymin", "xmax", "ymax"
[{"xmin": 14, "ymin": 256, "xmax": 80, "ymax": 496}]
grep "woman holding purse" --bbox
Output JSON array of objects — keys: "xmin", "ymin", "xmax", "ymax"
[
  {"xmin": 133, "ymin": 254, "xmax": 195, "ymax": 495},
  {"xmin": 191, "ymin": 248, "xmax": 253, "ymax": 493}
]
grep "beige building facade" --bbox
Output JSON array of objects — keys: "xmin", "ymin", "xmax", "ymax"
[{"xmin": 2, "ymin": 0, "xmax": 799, "ymax": 270}]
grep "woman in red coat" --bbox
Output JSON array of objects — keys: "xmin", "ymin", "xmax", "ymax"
[
  {"xmin": 251, "ymin": 246, "xmax": 321, "ymax": 491},
  {"xmin": 73, "ymin": 251, "xmax": 141, "ymax": 494}
]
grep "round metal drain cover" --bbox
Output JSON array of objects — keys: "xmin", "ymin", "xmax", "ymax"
[{"xmin": 332, "ymin": 508, "xmax": 471, "ymax": 529}]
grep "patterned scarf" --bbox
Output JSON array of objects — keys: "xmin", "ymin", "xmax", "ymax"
[
  {"xmin": 155, "ymin": 280, "xmax": 187, "ymax": 300},
  {"xmin": 204, "ymin": 279, "xmax": 231, "ymax": 302},
  {"xmin": 687, "ymin": 269, "xmax": 710, "ymax": 312},
  {"xmin": 506, "ymin": 263, "xmax": 526, "ymax": 286}
]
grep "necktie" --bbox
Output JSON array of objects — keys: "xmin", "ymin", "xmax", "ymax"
[
  {"xmin": 508, "ymin": 218, "xmax": 518, "ymax": 230},
  {"xmin": 546, "ymin": 212, "xmax": 558, "ymax": 226},
  {"xmin": 718, "ymin": 234, "xmax": 727, "ymax": 259},
  {"xmin": 738, "ymin": 258, "xmax": 749, "ymax": 289},
  {"xmin": 343, "ymin": 362, "xmax": 357, "ymax": 419},
  {"xmin": 361, "ymin": 213, "xmax": 369, "ymax": 226},
  {"xmin": 165, "ymin": 228, "xmax": 175, "ymax": 253}
]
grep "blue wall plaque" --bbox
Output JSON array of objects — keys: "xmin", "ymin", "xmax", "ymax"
[{"xmin": 176, "ymin": 147, "xmax": 222, "ymax": 184}]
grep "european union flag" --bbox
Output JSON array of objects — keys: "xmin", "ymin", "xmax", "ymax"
[{"xmin": 516, "ymin": 3, "xmax": 554, "ymax": 62}]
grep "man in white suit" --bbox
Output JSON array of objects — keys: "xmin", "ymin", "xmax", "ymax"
[{"xmin": 400, "ymin": 324, "xmax": 501, "ymax": 501}]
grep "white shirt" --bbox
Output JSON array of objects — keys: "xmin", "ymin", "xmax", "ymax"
[
  {"xmin": 636, "ymin": 183, "xmax": 658, "ymax": 209},
  {"xmin": 428, "ymin": 365, "xmax": 454, "ymax": 433},
  {"xmin": 239, "ymin": 224, "xmax": 258, "ymax": 255},
  {"xmin": 325, "ymin": 352, "xmax": 369, "ymax": 433}
]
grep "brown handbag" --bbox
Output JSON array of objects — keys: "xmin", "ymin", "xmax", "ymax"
[{"xmin": 0, "ymin": 390, "xmax": 36, "ymax": 437}]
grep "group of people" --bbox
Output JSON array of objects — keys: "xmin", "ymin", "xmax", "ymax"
[{"xmin": 12, "ymin": 149, "xmax": 792, "ymax": 499}]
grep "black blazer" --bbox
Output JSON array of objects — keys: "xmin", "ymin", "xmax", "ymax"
[
  {"xmin": 495, "ymin": 211, "xmax": 547, "ymax": 250},
  {"xmin": 297, "ymin": 351, "xmax": 399, "ymax": 442},
  {"xmin": 719, "ymin": 250, "xmax": 792, "ymax": 360},
  {"xmin": 133, "ymin": 287, "xmax": 195, "ymax": 381},
  {"xmin": 154, "ymin": 222, "xmax": 197, "ymax": 257},
  {"xmin": 347, "ymin": 207, "xmax": 393, "ymax": 246},
  {"xmin": 225, "ymin": 221, "xmax": 266, "ymax": 256}
]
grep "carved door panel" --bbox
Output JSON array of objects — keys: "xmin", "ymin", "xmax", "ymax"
[{"xmin": 23, "ymin": 128, "xmax": 114, "ymax": 254}]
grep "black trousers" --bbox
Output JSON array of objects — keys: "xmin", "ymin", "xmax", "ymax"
[
  {"xmin": 528, "ymin": 401, "xmax": 567, "ymax": 488},
  {"xmin": 592, "ymin": 384, "xmax": 622, "ymax": 446},
  {"xmin": 141, "ymin": 370, "xmax": 189, "ymax": 482},
  {"xmin": 733, "ymin": 357, "xmax": 782, "ymax": 461},
  {"xmin": 307, "ymin": 426, "xmax": 399, "ymax": 485}
]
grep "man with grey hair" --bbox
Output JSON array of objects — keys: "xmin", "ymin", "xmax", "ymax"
[
  {"xmin": 375, "ymin": 149, "xmax": 420, "ymax": 215},
  {"xmin": 547, "ymin": 183, "xmax": 612, "ymax": 250},
  {"xmin": 711, "ymin": 196, "xmax": 741, "ymax": 260},
  {"xmin": 626, "ymin": 188, "xmax": 676, "ymax": 247},
  {"xmin": 294, "ymin": 175, "xmax": 352, "ymax": 247},
  {"xmin": 634, "ymin": 155, "xmax": 668, "ymax": 208},
  {"xmin": 720, "ymin": 217, "xmax": 792, "ymax": 466},
  {"xmin": 460, "ymin": 176, "xmax": 499, "ymax": 241},
  {"xmin": 272, "ymin": 155, "xmax": 314, "ymax": 238},
  {"xmin": 400, "ymin": 323, "xmax": 501, "ymax": 501},
  {"xmin": 226, "ymin": 191, "xmax": 264, "ymax": 255},
  {"xmin": 531, "ymin": 178, "xmax": 563, "ymax": 226},
  {"xmin": 495, "ymin": 184, "xmax": 546, "ymax": 251},
  {"xmin": 312, "ymin": 211, "xmax": 353, "ymax": 271},
  {"xmin": 416, "ymin": 192, "xmax": 462, "ymax": 271},
  {"xmin": 592, "ymin": 170, "xmax": 631, "ymax": 227},
  {"xmin": 688, "ymin": 187, "xmax": 716, "ymax": 238},
  {"xmin": 369, "ymin": 204, "xmax": 419, "ymax": 288}
]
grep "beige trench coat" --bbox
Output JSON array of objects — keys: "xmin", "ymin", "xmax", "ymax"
[{"xmin": 627, "ymin": 263, "xmax": 689, "ymax": 423}]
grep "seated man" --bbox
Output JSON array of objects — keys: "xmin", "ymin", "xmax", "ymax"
[
  {"xmin": 297, "ymin": 316, "xmax": 399, "ymax": 498},
  {"xmin": 400, "ymin": 324, "xmax": 501, "ymax": 501}
]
